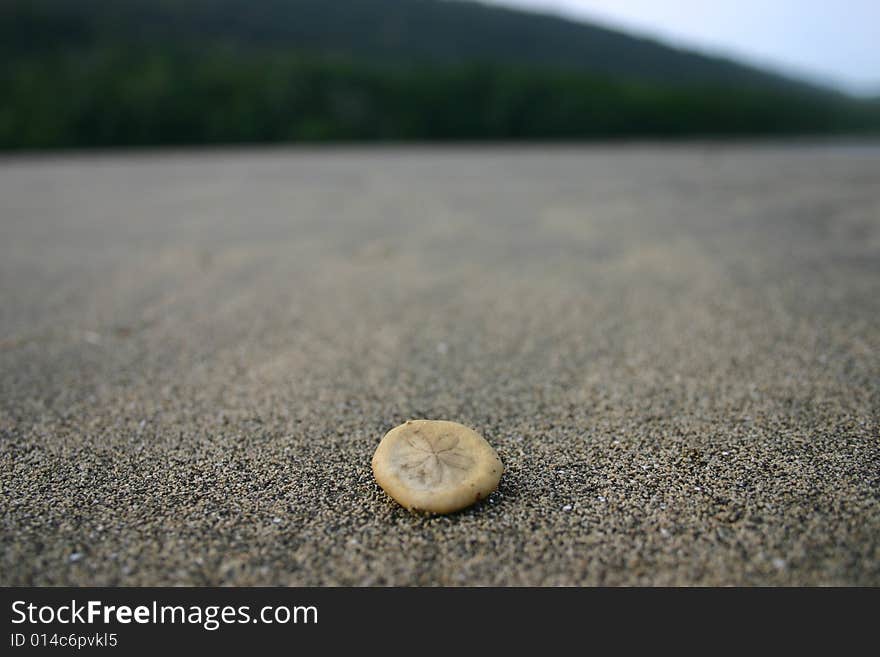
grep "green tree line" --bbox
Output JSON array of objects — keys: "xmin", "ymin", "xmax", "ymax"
[{"xmin": 2, "ymin": 47, "xmax": 878, "ymax": 149}]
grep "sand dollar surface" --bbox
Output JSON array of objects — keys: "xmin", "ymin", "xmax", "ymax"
[{"xmin": 372, "ymin": 420, "xmax": 504, "ymax": 514}]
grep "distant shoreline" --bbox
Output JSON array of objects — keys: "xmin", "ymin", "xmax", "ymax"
[{"xmin": 3, "ymin": 137, "xmax": 880, "ymax": 163}]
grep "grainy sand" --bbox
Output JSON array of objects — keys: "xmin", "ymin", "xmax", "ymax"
[{"xmin": 1, "ymin": 143, "xmax": 878, "ymax": 585}]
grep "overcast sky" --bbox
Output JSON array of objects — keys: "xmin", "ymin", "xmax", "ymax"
[{"xmin": 481, "ymin": 0, "xmax": 879, "ymax": 95}]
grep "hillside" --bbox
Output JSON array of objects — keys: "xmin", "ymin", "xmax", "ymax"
[
  {"xmin": 1, "ymin": 0, "xmax": 877, "ymax": 148},
  {"xmin": 2, "ymin": 0, "xmax": 825, "ymax": 92}
]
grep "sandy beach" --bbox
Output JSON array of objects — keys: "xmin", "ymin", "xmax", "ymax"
[{"xmin": 1, "ymin": 143, "xmax": 878, "ymax": 585}]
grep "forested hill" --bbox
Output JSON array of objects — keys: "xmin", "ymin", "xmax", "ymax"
[
  {"xmin": 2, "ymin": 0, "xmax": 822, "ymax": 93},
  {"xmin": 1, "ymin": 0, "xmax": 878, "ymax": 148}
]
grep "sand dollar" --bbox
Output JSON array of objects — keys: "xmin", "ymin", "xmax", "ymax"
[{"xmin": 372, "ymin": 420, "xmax": 503, "ymax": 514}]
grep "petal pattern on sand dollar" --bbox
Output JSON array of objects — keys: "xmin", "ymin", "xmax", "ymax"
[{"xmin": 395, "ymin": 431, "xmax": 474, "ymax": 491}]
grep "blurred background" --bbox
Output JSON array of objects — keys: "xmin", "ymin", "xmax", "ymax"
[{"xmin": 1, "ymin": 0, "xmax": 878, "ymax": 149}]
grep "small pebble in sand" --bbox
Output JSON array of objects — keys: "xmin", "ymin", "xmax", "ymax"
[
  {"xmin": 83, "ymin": 331, "xmax": 102, "ymax": 345},
  {"xmin": 372, "ymin": 419, "xmax": 503, "ymax": 514}
]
